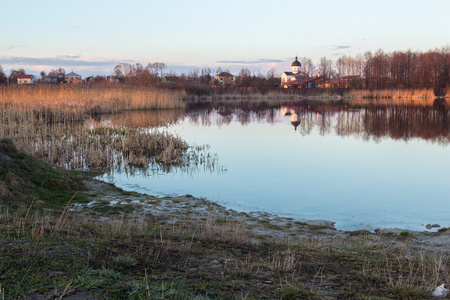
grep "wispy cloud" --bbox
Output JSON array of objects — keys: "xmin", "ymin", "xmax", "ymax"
[
  {"xmin": 56, "ymin": 54, "xmax": 81, "ymax": 59},
  {"xmin": 216, "ymin": 58, "xmax": 284, "ymax": 64},
  {"xmin": 332, "ymin": 45, "xmax": 352, "ymax": 50},
  {"xmin": 7, "ymin": 45, "xmax": 26, "ymax": 50},
  {"xmin": 0, "ymin": 55, "xmax": 118, "ymax": 67}
]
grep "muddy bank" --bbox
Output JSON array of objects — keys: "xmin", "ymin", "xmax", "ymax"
[{"xmin": 75, "ymin": 178, "xmax": 450, "ymax": 254}]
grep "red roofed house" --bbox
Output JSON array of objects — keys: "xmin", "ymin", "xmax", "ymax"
[
  {"xmin": 17, "ymin": 74, "xmax": 34, "ymax": 84},
  {"xmin": 214, "ymin": 72, "xmax": 235, "ymax": 86},
  {"xmin": 319, "ymin": 76, "xmax": 359, "ymax": 88},
  {"xmin": 282, "ymin": 75, "xmax": 323, "ymax": 88}
]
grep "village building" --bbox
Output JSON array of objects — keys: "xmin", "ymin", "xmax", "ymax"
[
  {"xmin": 319, "ymin": 76, "xmax": 360, "ymax": 88},
  {"xmin": 17, "ymin": 74, "xmax": 34, "ymax": 84},
  {"xmin": 162, "ymin": 76, "xmax": 179, "ymax": 84},
  {"xmin": 281, "ymin": 56, "xmax": 304, "ymax": 84},
  {"xmin": 214, "ymin": 72, "xmax": 235, "ymax": 86},
  {"xmin": 65, "ymin": 71, "xmax": 82, "ymax": 84},
  {"xmin": 45, "ymin": 72, "xmax": 65, "ymax": 83},
  {"xmin": 282, "ymin": 75, "xmax": 323, "ymax": 89},
  {"xmin": 106, "ymin": 75, "xmax": 124, "ymax": 84}
]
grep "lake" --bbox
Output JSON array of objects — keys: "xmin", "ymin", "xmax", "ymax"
[{"xmin": 96, "ymin": 100, "xmax": 450, "ymax": 231}]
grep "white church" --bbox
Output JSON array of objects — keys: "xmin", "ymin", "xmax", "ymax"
[{"xmin": 281, "ymin": 56, "xmax": 303, "ymax": 84}]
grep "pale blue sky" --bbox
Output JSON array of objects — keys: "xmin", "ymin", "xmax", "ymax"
[{"xmin": 1, "ymin": 0, "xmax": 449, "ymax": 77}]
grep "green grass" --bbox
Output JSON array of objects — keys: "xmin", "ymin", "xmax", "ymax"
[{"xmin": 0, "ymin": 138, "xmax": 85, "ymax": 211}]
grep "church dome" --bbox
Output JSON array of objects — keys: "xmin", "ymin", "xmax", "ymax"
[{"xmin": 291, "ymin": 56, "xmax": 301, "ymax": 67}]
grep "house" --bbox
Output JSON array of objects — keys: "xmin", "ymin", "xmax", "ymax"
[
  {"xmin": 65, "ymin": 71, "xmax": 82, "ymax": 84},
  {"xmin": 106, "ymin": 75, "xmax": 124, "ymax": 84},
  {"xmin": 214, "ymin": 72, "xmax": 235, "ymax": 86},
  {"xmin": 319, "ymin": 76, "xmax": 359, "ymax": 88},
  {"xmin": 45, "ymin": 72, "xmax": 65, "ymax": 83},
  {"xmin": 281, "ymin": 56, "xmax": 304, "ymax": 84},
  {"xmin": 17, "ymin": 74, "xmax": 34, "ymax": 84},
  {"xmin": 282, "ymin": 75, "xmax": 323, "ymax": 88},
  {"xmin": 162, "ymin": 76, "xmax": 179, "ymax": 84}
]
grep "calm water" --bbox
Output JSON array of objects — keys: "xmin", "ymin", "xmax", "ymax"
[{"xmin": 97, "ymin": 101, "xmax": 450, "ymax": 231}]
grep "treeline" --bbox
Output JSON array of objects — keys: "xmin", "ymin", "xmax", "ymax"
[
  {"xmin": 316, "ymin": 47, "xmax": 450, "ymax": 91},
  {"xmin": 362, "ymin": 48, "xmax": 449, "ymax": 91},
  {"xmin": 1, "ymin": 46, "xmax": 448, "ymax": 94}
]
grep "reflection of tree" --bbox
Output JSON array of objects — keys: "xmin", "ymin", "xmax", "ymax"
[
  {"xmin": 237, "ymin": 111, "xmax": 251, "ymax": 125},
  {"xmin": 336, "ymin": 105, "xmax": 449, "ymax": 144},
  {"xmin": 179, "ymin": 101, "xmax": 449, "ymax": 144}
]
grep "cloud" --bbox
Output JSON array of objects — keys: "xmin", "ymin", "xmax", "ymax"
[
  {"xmin": 0, "ymin": 55, "xmax": 118, "ymax": 67},
  {"xmin": 332, "ymin": 45, "xmax": 352, "ymax": 50},
  {"xmin": 56, "ymin": 54, "xmax": 81, "ymax": 59},
  {"xmin": 7, "ymin": 45, "xmax": 26, "ymax": 50},
  {"xmin": 216, "ymin": 58, "xmax": 284, "ymax": 64}
]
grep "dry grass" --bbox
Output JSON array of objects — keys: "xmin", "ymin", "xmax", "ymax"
[
  {"xmin": 345, "ymin": 88, "xmax": 437, "ymax": 105},
  {"xmin": 0, "ymin": 85, "xmax": 186, "ymax": 116},
  {"xmin": 0, "ymin": 86, "xmax": 190, "ymax": 171},
  {"xmin": 0, "ymin": 199, "xmax": 448, "ymax": 299}
]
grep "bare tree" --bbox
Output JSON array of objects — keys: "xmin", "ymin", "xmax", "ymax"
[
  {"xmin": 237, "ymin": 68, "xmax": 252, "ymax": 86},
  {"xmin": 188, "ymin": 68, "xmax": 200, "ymax": 82},
  {"xmin": 301, "ymin": 58, "xmax": 315, "ymax": 77},
  {"xmin": 319, "ymin": 57, "xmax": 335, "ymax": 79},
  {"xmin": 8, "ymin": 68, "xmax": 26, "ymax": 84},
  {"xmin": 0, "ymin": 65, "xmax": 7, "ymax": 85},
  {"xmin": 200, "ymin": 67, "xmax": 212, "ymax": 85}
]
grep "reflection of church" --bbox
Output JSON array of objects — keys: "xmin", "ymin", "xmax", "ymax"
[
  {"xmin": 281, "ymin": 106, "xmax": 303, "ymax": 131},
  {"xmin": 281, "ymin": 56, "xmax": 303, "ymax": 84}
]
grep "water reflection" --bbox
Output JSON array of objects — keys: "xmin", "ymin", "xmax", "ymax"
[
  {"xmin": 98, "ymin": 100, "xmax": 449, "ymax": 231},
  {"xmin": 178, "ymin": 100, "xmax": 449, "ymax": 144}
]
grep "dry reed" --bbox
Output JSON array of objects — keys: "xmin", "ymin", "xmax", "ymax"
[
  {"xmin": 0, "ymin": 85, "xmax": 191, "ymax": 171},
  {"xmin": 345, "ymin": 88, "xmax": 437, "ymax": 105},
  {"xmin": 0, "ymin": 85, "xmax": 186, "ymax": 115}
]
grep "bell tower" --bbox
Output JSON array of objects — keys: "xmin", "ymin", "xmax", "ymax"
[{"xmin": 291, "ymin": 56, "xmax": 301, "ymax": 75}]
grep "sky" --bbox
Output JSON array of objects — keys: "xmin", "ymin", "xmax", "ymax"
[{"xmin": 1, "ymin": 0, "xmax": 449, "ymax": 78}]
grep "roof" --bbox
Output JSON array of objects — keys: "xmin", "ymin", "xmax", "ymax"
[
  {"xmin": 284, "ymin": 75, "xmax": 323, "ymax": 86},
  {"xmin": 291, "ymin": 56, "xmax": 301, "ymax": 67},
  {"xmin": 17, "ymin": 74, "xmax": 33, "ymax": 79},
  {"xmin": 323, "ymin": 78, "xmax": 344, "ymax": 85},
  {"xmin": 66, "ymin": 71, "xmax": 80, "ymax": 76},
  {"xmin": 215, "ymin": 72, "xmax": 234, "ymax": 77}
]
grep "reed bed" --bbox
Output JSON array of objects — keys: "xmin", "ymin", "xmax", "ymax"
[
  {"xmin": 0, "ymin": 85, "xmax": 190, "ymax": 171},
  {"xmin": 0, "ymin": 119, "xmax": 189, "ymax": 171},
  {"xmin": 345, "ymin": 88, "xmax": 437, "ymax": 104},
  {"xmin": 186, "ymin": 88, "xmax": 444, "ymax": 104},
  {"xmin": 0, "ymin": 85, "xmax": 186, "ymax": 122}
]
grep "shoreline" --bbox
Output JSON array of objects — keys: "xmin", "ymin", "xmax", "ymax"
[{"xmin": 77, "ymin": 178, "xmax": 450, "ymax": 254}]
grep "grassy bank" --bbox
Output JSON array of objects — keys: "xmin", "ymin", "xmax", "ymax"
[
  {"xmin": 0, "ymin": 140, "xmax": 448, "ymax": 299},
  {"xmin": 0, "ymin": 139, "xmax": 86, "ymax": 211}
]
